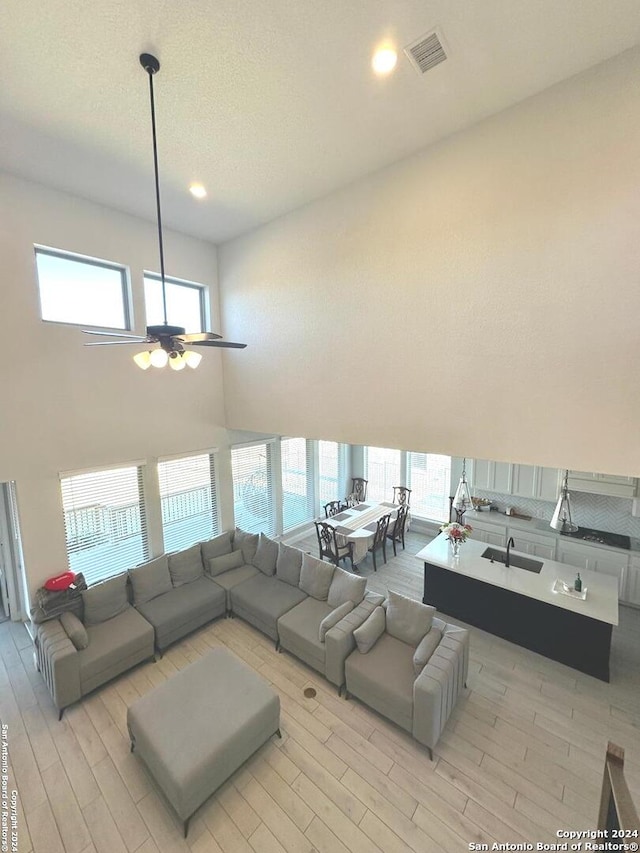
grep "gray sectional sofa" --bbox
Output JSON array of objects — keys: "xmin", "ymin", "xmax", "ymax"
[{"xmin": 34, "ymin": 527, "xmax": 468, "ymax": 756}]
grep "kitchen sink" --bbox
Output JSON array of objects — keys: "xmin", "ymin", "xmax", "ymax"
[{"xmin": 481, "ymin": 547, "xmax": 543, "ymax": 574}]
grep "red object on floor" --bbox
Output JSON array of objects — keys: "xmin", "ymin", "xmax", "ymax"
[{"xmin": 44, "ymin": 571, "xmax": 76, "ymax": 592}]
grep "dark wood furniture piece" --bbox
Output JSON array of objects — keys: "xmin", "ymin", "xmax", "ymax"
[
  {"xmin": 323, "ymin": 500, "xmax": 343, "ymax": 518},
  {"xmin": 421, "ymin": 559, "xmax": 613, "ymax": 681},
  {"xmin": 392, "ymin": 486, "xmax": 411, "ymax": 507},
  {"xmin": 349, "ymin": 478, "xmax": 368, "ymax": 503},
  {"xmin": 368, "ymin": 513, "xmax": 391, "ymax": 571},
  {"xmin": 385, "ymin": 505, "xmax": 408, "ymax": 556},
  {"xmin": 314, "ymin": 521, "xmax": 355, "ymax": 571}
]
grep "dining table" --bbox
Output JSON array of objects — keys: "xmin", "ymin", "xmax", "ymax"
[{"xmin": 323, "ymin": 501, "xmax": 407, "ymax": 566}]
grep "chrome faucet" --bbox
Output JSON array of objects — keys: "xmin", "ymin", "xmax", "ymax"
[{"xmin": 505, "ymin": 536, "xmax": 515, "ymax": 567}]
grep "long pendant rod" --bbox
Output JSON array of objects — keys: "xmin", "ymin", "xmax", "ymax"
[{"xmin": 145, "ymin": 61, "xmax": 168, "ymax": 326}]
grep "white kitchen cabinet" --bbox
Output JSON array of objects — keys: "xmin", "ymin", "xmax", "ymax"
[
  {"xmin": 508, "ymin": 528, "xmax": 556, "ymax": 560},
  {"xmin": 554, "ymin": 539, "xmax": 627, "ymax": 598},
  {"xmin": 624, "ymin": 557, "xmax": 640, "ymax": 608},
  {"xmin": 472, "ymin": 460, "xmax": 512, "ymax": 494},
  {"xmin": 567, "ymin": 471, "xmax": 636, "ymax": 498},
  {"xmin": 469, "ymin": 518, "xmax": 506, "ymax": 547},
  {"xmin": 511, "ymin": 465, "xmax": 536, "ymax": 499},
  {"xmin": 534, "ymin": 467, "xmax": 561, "ymax": 502}
]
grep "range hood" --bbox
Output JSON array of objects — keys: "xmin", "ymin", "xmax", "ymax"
[{"xmin": 566, "ymin": 471, "xmax": 636, "ymax": 498}]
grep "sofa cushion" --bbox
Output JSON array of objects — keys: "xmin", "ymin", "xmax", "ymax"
[
  {"xmin": 129, "ymin": 556, "xmax": 173, "ymax": 605},
  {"xmin": 345, "ymin": 632, "xmax": 415, "ymax": 731},
  {"xmin": 79, "ymin": 606, "xmax": 154, "ymax": 691},
  {"xmin": 201, "ymin": 531, "xmax": 232, "ymax": 563},
  {"xmin": 210, "ymin": 565, "xmax": 260, "ymax": 608},
  {"xmin": 299, "ymin": 553, "xmax": 334, "ymax": 600},
  {"xmin": 276, "ymin": 542, "xmax": 303, "ymax": 587},
  {"xmin": 413, "ymin": 627, "xmax": 443, "ymax": 676},
  {"xmin": 327, "ymin": 567, "xmax": 366, "ymax": 608},
  {"xmin": 353, "ymin": 606, "xmax": 386, "ymax": 653},
  {"xmin": 207, "ymin": 550, "xmax": 244, "ymax": 577},
  {"xmin": 319, "ymin": 601, "xmax": 354, "ymax": 643},
  {"xmin": 168, "ymin": 544, "xmax": 204, "ymax": 587},
  {"xmin": 82, "ymin": 574, "xmax": 129, "ymax": 626},
  {"xmin": 137, "ymin": 577, "xmax": 225, "ymax": 649},
  {"xmin": 233, "ymin": 528, "xmax": 259, "ymax": 564},
  {"xmin": 277, "ymin": 597, "xmax": 334, "ymax": 667},
  {"xmin": 252, "ymin": 533, "xmax": 278, "ymax": 576},
  {"xmin": 385, "ymin": 591, "xmax": 435, "ymax": 646},
  {"xmin": 60, "ymin": 611, "xmax": 89, "ymax": 650},
  {"xmin": 230, "ymin": 574, "xmax": 307, "ymax": 638}
]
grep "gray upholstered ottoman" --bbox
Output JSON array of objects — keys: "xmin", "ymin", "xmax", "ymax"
[{"xmin": 127, "ymin": 647, "xmax": 280, "ymax": 836}]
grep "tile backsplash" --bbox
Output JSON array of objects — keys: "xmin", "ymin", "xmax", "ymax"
[{"xmin": 474, "ymin": 489, "xmax": 640, "ymax": 538}]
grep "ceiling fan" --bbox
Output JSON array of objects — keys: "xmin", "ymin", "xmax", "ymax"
[{"xmin": 84, "ymin": 53, "xmax": 246, "ymax": 370}]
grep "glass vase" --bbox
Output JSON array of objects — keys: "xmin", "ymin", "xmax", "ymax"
[{"xmin": 451, "ymin": 539, "xmax": 461, "ymax": 558}]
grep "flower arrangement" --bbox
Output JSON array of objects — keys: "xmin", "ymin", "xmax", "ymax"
[{"xmin": 439, "ymin": 522, "xmax": 473, "ymax": 542}]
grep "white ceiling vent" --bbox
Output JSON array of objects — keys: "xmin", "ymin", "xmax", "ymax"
[{"xmin": 404, "ymin": 30, "xmax": 447, "ymax": 75}]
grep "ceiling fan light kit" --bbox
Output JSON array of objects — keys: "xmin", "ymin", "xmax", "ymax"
[{"xmin": 82, "ymin": 53, "xmax": 246, "ymax": 370}]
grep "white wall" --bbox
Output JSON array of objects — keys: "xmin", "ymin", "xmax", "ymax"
[
  {"xmin": 218, "ymin": 47, "xmax": 640, "ymax": 478},
  {"xmin": 0, "ymin": 173, "xmax": 234, "ymax": 598}
]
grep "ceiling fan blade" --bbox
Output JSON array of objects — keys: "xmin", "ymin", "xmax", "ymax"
[
  {"xmin": 189, "ymin": 340, "xmax": 247, "ymax": 349},
  {"xmin": 84, "ymin": 340, "xmax": 149, "ymax": 346},
  {"xmin": 82, "ymin": 329, "xmax": 147, "ymax": 339},
  {"xmin": 176, "ymin": 332, "xmax": 223, "ymax": 342}
]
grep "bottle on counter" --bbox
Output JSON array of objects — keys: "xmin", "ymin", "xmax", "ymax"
[{"xmin": 574, "ymin": 572, "xmax": 582, "ymax": 593}]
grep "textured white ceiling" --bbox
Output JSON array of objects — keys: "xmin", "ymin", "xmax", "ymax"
[{"xmin": 1, "ymin": 0, "xmax": 640, "ymax": 242}]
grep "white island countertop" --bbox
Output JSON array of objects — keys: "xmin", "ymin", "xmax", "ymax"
[{"xmin": 416, "ymin": 537, "xmax": 619, "ymax": 626}]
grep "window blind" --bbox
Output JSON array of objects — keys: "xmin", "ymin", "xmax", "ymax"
[
  {"xmin": 231, "ymin": 443, "xmax": 275, "ymax": 535},
  {"xmin": 365, "ymin": 446, "xmax": 402, "ymax": 503},
  {"xmin": 158, "ymin": 453, "xmax": 218, "ymax": 552},
  {"xmin": 318, "ymin": 440, "xmax": 344, "ymax": 503},
  {"xmin": 407, "ymin": 452, "xmax": 451, "ymax": 522},
  {"xmin": 281, "ymin": 438, "xmax": 314, "ymax": 531},
  {"xmin": 60, "ymin": 464, "xmax": 149, "ymax": 585}
]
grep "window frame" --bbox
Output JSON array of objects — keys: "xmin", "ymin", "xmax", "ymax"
[
  {"xmin": 281, "ymin": 437, "xmax": 315, "ymax": 533},
  {"xmin": 231, "ymin": 440, "xmax": 277, "ymax": 536},
  {"xmin": 143, "ymin": 272, "xmax": 208, "ymax": 333},
  {"xmin": 35, "ymin": 245, "xmax": 132, "ymax": 331},
  {"xmin": 59, "ymin": 460, "xmax": 149, "ymax": 586},
  {"xmin": 157, "ymin": 449, "xmax": 220, "ymax": 553}
]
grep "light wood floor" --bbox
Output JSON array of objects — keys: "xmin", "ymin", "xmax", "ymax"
[{"xmin": 2, "ymin": 530, "xmax": 639, "ymax": 853}]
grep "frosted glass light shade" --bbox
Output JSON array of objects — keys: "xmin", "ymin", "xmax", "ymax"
[
  {"xmin": 133, "ymin": 350, "xmax": 152, "ymax": 370},
  {"xmin": 550, "ymin": 470, "xmax": 578, "ymax": 533},
  {"xmin": 150, "ymin": 348, "xmax": 169, "ymax": 368},
  {"xmin": 183, "ymin": 350, "xmax": 202, "ymax": 369},
  {"xmin": 169, "ymin": 352, "xmax": 186, "ymax": 371}
]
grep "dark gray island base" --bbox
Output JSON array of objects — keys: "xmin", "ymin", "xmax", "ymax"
[{"xmin": 423, "ymin": 561, "xmax": 612, "ymax": 681}]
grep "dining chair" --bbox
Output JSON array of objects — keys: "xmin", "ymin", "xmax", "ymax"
[
  {"xmin": 386, "ymin": 504, "xmax": 408, "ymax": 556},
  {"xmin": 314, "ymin": 521, "xmax": 355, "ymax": 571},
  {"xmin": 350, "ymin": 478, "xmax": 368, "ymax": 503},
  {"xmin": 392, "ymin": 486, "xmax": 411, "ymax": 507},
  {"xmin": 368, "ymin": 513, "xmax": 391, "ymax": 571},
  {"xmin": 345, "ymin": 493, "xmax": 359, "ymax": 507},
  {"xmin": 323, "ymin": 500, "xmax": 343, "ymax": 518}
]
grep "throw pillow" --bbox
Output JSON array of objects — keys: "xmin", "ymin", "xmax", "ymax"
[
  {"xmin": 60, "ymin": 611, "xmax": 89, "ymax": 650},
  {"xmin": 276, "ymin": 542, "xmax": 303, "ymax": 587},
  {"xmin": 327, "ymin": 567, "xmax": 366, "ymax": 608},
  {"xmin": 207, "ymin": 550, "xmax": 244, "ymax": 577},
  {"xmin": 129, "ymin": 555, "xmax": 172, "ymax": 605},
  {"xmin": 412, "ymin": 626, "xmax": 443, "ymax": 676},
  {"xmin": 299, "ymin": 552, "xmax": 335, "ymax": 600},
  {"xmin": 201, "ymin": 531, "xmax": 232, "ymax": 563},
  {"xmin": 318, "ymin": 601, "xmax": 354, "ymax": 642},
  {"xmin": 385, "ymin": 590, "xmax": 435, "ymax": 646},
  {"xmin": 82, "ymin": 574, "xmax": 129, "ymax": 626},
  {"xmin": 168, "ymin": 544, "xmax": 204, "ymax": 587},
  {"xmin": 353, "ymin": 606, "xmax": 386, "ymax": 653},
  {"xmin": 233, "ymin": 528, "xmax": 259, "ymax": 564},
  {"xmin": 252, "ymin": 533, "xmax": 279, "ymax": 575}
]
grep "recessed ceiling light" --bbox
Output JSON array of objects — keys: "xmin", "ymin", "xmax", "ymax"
[
  {"xmin": 372, "ymin": 47, "xmax": 398, "ymax": 76},
  {"xmin": 189, "ymin": 182, "xmax": 207, "ymax": 199}
]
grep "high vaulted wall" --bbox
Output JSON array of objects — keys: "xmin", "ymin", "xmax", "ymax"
[
  {"xmin": 0, "ymin": 173, "xmax": 232, "ymax": 601},
  {"xmin": 218, "ymin": 47, "xmax": 640, "ymax": 478}
]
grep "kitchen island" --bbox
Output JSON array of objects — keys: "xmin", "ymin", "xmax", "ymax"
[{"xmin": 416, "ymin": 537, "xmax": 619, "ymax": 681}]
